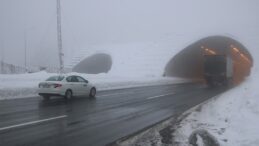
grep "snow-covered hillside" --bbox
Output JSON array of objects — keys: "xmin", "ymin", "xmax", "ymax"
[
  {"xmin": 67, "ymin": 36, "xmax": 196, "ymax": 77},
  {"xmin": 67, "ymin": 42, "xmax": 176, "ymax": 77}
]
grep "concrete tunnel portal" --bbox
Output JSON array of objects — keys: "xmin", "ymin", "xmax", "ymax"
[
  {"xmin": 164, "ymin": 36, "xmax": 253, "ymax": 86},
  {"xmin": 72, "ymin": 53, "xmax": 112, "ymax": 74}
]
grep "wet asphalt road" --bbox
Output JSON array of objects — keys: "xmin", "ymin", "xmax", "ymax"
[{"xmin": 0, "ymin": 83, "xmax": 226, "ymax": 146}]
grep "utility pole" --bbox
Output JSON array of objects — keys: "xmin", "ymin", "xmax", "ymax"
[
  {"xmin": 56, "ymin": 0, "xmax": 64, "ymax": 73},
  {"xmin": 24, "ymin": 31, "xmax": 27, "ymax": 73},
  {"xmin": 0, "ymin": 39, "xmax": 4, "ymax": 74}
]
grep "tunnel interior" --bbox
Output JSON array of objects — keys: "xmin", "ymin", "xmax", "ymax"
[
  {"xmin": 165, "ymin": 36, "xmax": 253, "ymax": 86},
  {"xmin": 72, "ymin": 53, "xmax": 112, "ymax": 74}
]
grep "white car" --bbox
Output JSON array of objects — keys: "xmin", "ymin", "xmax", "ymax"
[{"xmin": 38, "ymin": 75, "xmax": 96, "ymax": 100}]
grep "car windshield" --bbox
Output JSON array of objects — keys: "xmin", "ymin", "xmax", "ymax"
[{"xmin": 46, "ymin": 76, "xmax": 64, "ymax": 81}]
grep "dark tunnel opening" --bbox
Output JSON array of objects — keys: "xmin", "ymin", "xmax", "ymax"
[
  {"xmin": 164, "ymin": 36, "xmax": 253, "ymax": 87},
  {"xmin": 72, "ymin": 53, "xmax": 112, "ymax": 74}
]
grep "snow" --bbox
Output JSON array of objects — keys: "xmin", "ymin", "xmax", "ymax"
[
  {"xmin": 0, "ymin": 40, "xmax": 194, "ymax": 100},
  {"xmin": 68, "ymin": 39, "xmax": 196, "ymax": 77},
  {"xmin": 0, "ymin": 39, "xmax": 198, "ymax": 100},
  {"xmin": 172, "ymin": 38, "xmax": 259, "ymax": 146},
  {"xmin": 113, "ymin": 37, "xmax": 259, "ymax": 146},
  {"xmin": 173, "ymin": 74, "xmax": 259, "ymax": 146},
  {"xmin": 117, "ymin": 70, "xmax": 259, "ymax": 146},
  {"xmin": 0, "ymin": 71, "xmax": 190, "ymax": 100},
  {"xmin": 1, "ymin": 36, "xmax": 259, "ymax": 145}
]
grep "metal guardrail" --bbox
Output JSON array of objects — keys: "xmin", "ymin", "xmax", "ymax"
[{"xmin": 0, "ymin": 61, "xmax": 71, "ymax": 74}]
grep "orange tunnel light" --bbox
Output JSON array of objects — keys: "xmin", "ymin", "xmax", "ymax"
[{"xmin": 232, "ymin": 47, "xmax": 239, "ymax": 52}]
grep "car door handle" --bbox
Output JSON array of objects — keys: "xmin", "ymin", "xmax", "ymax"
[{"xmin": 83, "ymin": 84, "xmax": 87, "ymax": 87}]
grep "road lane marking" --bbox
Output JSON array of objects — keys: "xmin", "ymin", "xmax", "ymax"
[
  {"xmin": 97, "ymin": 92, "xmax": 133, "ymax": 97},
  {"xmin": 146, "ymin": 93, "xmax": 175, "ymax": 100},
  {"xmin": 0, "ymin": 115, "xmax": 67, "ymax": 131}
]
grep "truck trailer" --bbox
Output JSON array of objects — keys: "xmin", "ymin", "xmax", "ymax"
[{"xmin": 203, "ymin": 55, "xmax": 233, "ymax": 87}]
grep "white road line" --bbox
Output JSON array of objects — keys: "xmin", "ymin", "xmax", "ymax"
[
  {"xmin": 0, "ymin": 115, "xmax": 67, "ymax": 131},
  {"xmin": 97, "ymin": 92, "xmax": 133, "ymax": 97},
  {"xmin": 146, "ymin": 93, "xmax": 175, "ymax": 100}
]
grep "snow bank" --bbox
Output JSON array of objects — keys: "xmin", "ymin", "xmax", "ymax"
[
  {"xmin": 173, "ymin": 72, "xmax": 259, "ymax": 145},
  {"xmin": 0, "ymin": 71, "xmax": 190, "ymax": 100},
  {"xmin": 0, "ymin": 71, "xmax": 56, "ymax": 99},
  {"xmin": 117, "ymin": 71, "xmax": 259, "ymax": 146},
  {"xmin": 0, "ymin": 71, "xmax": 56, "ymax": 89}
]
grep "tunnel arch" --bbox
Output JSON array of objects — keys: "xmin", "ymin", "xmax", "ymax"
[
  {"xmin": 72, "ymin": 53, "xmax": 112, "ymax": 74},
  {"xmin": 164, "ymin": 36, "xmax": 253, "ymax": 85}
]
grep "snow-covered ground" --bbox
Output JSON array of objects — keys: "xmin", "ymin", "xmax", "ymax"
[
  {"xmin": 115, "ymin": 36, "xmax": 259, "ymax": 146},
  {"xmin": 173, "ymin": 73, "xmax": 259, "ymax": 146},
  {"xmin": 171, "ymin": 37, "xmax": 259, "ymax": 146},
  {"xmin": 1, "ymin": 36, "xmax": 201, "ymax": 100},
  {"xmin": 1, "ymin": 36, "xmax": 258, "ymax": 145},
  {"xmin": 117, "ymin": 70, "xmax": 259, "ymax": 146},
  {"xmin": 0, "ymin": 71, "xmax": 190, "ymax": 100},
  {"xmin": 112, "ymin": 73, "xmax": 259, "ymax": 146},
  {"xmin": 1, "ymin": 39, "xmax": 195, "ymax": 100}
]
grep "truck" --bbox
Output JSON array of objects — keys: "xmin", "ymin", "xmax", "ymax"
[{"xmin": 203, "ymin": 55, "xmax": 233, "ymax": 87}]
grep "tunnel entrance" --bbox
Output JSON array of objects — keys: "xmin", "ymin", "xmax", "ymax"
[
  {"xmin": 72, "ymin": 53, "xmax": 112, "ymax": 74},
  {"xmin": 164, "ymin": 36, "xmax": 253, "ymax": 86}
]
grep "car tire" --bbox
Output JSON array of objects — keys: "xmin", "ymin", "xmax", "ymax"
[
  {"xmin": 65, "ymin": 90, "xmax": 73, "ymax": 99},
  {"xmin": 89, "ymin": 88, "xmax": 96, "ymax": 98}
]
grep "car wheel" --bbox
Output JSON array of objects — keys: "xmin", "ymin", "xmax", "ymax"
[
  {"xmin": 65, "ymin": 90, "xmax": 73, "ymax": 99},
  {"xmin": 43, "ymin": 95, "xmax": 50, "ymax": 100},
  {"xmin": 89, "ymin": 88, "xmax": 96, "ymax": 98}
]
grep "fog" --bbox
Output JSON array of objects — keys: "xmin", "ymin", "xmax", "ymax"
[{"xmin": 0, "ymin": 0, "xmax": 259, "ymax": 68}]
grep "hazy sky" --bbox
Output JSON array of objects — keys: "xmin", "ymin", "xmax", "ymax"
[{"xmin": 0, "ymin": 0, "xmax": 259, "ymax": 67}]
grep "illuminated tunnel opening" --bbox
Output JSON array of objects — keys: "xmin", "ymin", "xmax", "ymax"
[
  {"xmin": 72, "ymin": 53, "xmax": 112, "ymax": 74},
  {"xmin": 165, "ymin": 36, "xmax": 253, "ymax": 86}
]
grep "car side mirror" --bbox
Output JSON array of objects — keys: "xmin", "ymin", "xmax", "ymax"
[{"xmin": 85, "ymin": 80, "xmax": 89, "ymax": 83}]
